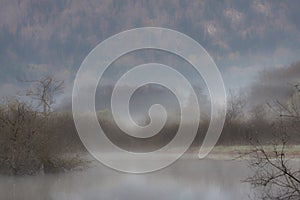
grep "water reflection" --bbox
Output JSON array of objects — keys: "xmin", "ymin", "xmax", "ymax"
[{"xmin": 0, "ymin": 155, "xmax": 252, "ymax": 200}]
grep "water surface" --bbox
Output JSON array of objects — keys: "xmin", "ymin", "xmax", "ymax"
[{"xmin": 0, "ymin": 154, "xmax": 252, "ymax": 200}]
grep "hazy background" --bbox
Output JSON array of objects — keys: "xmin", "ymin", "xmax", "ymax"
[
  {"xmin": 0, "ymin": 1, "xmax": 300, "ymax": 199},
  {"xmin": 1, "ymin": 0, "xmax": 300, "ymax": 110}
]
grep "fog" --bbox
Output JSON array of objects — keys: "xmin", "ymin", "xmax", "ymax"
[
  {"xmin": 0, "ymin": 1, "xmax": 299, "ymax": 199},
  {"xmin": 249, "ymin": 62, "xmax": 300, "ymax": 107},
  {"xmin": 0, "ymin": 155, "xmax": 252, "ymax": 200}
]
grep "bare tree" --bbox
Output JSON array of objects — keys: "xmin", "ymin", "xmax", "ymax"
[
  {"xmin": 271, "ymin": 84, "xmax": 300, "ymax": 120},
  {"xmin": 244, "ymin": 83, "xmax": 300, "ymax": 200},
  {"xmin": 245, "ymin": 133, "xmax": 300, "ymax": 199},
  {"xmin": 226, "ymin": 89, "xmax": 246, "ymax": 124},
  {"xmin": 218, "ymin": 90, "xmax": 247, "ymax": 145},
  {"xmin": 19, "ymin": 75, "xmax": 64, "ymax": 116}
]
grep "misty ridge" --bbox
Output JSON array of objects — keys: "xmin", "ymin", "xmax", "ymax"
[
  {"xmin": 0, "ymin": 61, "xmax": 299, "ymax": 176},
  {"xmin": 2, "ymin": 0, "xmax": 299, "ymax": 70}
]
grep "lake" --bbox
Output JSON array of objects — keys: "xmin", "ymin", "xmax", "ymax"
[{"xmin": 0, "ymin": 154, "xmax": 253, "ymax": 200}]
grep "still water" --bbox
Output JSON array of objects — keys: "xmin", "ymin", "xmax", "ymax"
[{"xmin": 0, "ymin": 154, "xmax": 252, "ymax": 200}]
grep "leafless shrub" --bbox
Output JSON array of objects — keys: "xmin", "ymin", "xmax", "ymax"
[
  {"xmin": 0, "ymin": 99, "xmax": 45, "ymax": 175},
  {"xmin": 244, "ymin": 83, "xmax": 300, "ymax": 200},
  {"xmin": 0, "ymin": 75, "xmax": 86, "ymax": 175}
]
